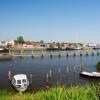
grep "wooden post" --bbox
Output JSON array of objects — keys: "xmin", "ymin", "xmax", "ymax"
[
  {"xmin": 74, "ymin": 66, "xmax": 75, "ymax": 72},
  {"xmin": 46, "ymin": 72, "xmax": 49, "ymax": 89},
  {"xmin": 92, "ymin": 52, "xmax": 94, "ymax": 56},
  {"xmin": 86, "ymin": 52, "xmax": 88, "ymax": 56},
  {"xmin": 58, "ymin": 52, "xmax": 61, "ymax": 58},
  {"xmin": 41, "ymin": 50, "xmax": 44, "ymax": 58},
  {"xmin": 8, "ymin": 70, "xmax": 11, "ymax": 80},
  {"xmin": 97, "ymin": 52, "xmax": 99, "ymax": 56},
  {"xmin": 66, "ymin": 66, "xmax": 68, "ymax": 73},
  {"xmin": 73, "ymin": 53, "xmax": 76, "ymax": 56},
  {"xmin": 49, "ymin": 69, "xmax": 52, "ymax": 78},
  {"xmin": 50, "ymin": 51, "xmax": 53, "ymax": 58},
  {"xmin": 46, "ymin": 72, "xmax": 49, "ymax": 82},
  {"xmin": 9, "ymin": 49, "xmax": 11, "ymax": 55},
  {"xmin": 59, "ymin": 67, "xmax": 60, "ymax": 75},
  {"xmin": 20, "ymin": 49, "xmax": 23, "ymax": 57},
  {"xmin": 80, "ymin": 53, "xmax": 82, "ymax": 56},
  {"xmin": 30, "ymin": 74, "xmax": 32, "ymax": 84},
  {"xmin": 66, "ymin": 52, "xmax": 68, "ymax": 57},
  {"xmin": 58, "ymin": 67, "xmax": 61, "ymax": 85},
  {"xmin": 80, "ymin": 50, "xmax": 82, "ymax": 56},
  {"xmin": 80, "ymin": 56, "xmax": 83, "ymax": 72},
  {"xmin": 12, "ymin": 50, "xmax": 14, "ymax": 55},
  {"xmin": 31, "ymin": 50, "xmax": 34, "ymax": 58}
]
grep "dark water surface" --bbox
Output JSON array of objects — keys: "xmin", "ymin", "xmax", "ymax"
[{"xmin": 0, "ymin": 50, "xmax": 100, "ymax": 91}]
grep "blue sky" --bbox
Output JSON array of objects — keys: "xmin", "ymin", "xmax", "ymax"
[{"xmin": 0, "ymin": 0, "xmax": 100, "ymax": 43}]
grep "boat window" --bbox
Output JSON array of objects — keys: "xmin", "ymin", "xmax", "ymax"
[
  {"xmin": 17, "ymin": 80, "xmax": 21, "ymax": 84},
  {"xmin": 22, "ymin": 79, "xmax": 26, "ymax": 83}
]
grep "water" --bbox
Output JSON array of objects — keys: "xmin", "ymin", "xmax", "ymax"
[{"xmin": 0, "ymin": 50, "xmax": 100, "ymax": 91}]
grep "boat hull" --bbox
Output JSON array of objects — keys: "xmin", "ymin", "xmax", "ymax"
[
  {"xmin": 13, "ymin": 86, "xmax": 28, "ymax": 92},
  {"xmin": 11, "ymin": 74, "xmax": 29, "ymax": 92},
  {"xmin": 80, "ymin": 72, "xmax": 100, "ymax": 79},
  {"xmin": 0, "ymin": 49, "xmax": 9, "ymax": 53}
]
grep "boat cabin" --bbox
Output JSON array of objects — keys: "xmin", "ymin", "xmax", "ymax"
[{"xmin": 12, "ymin": 74, "xmax": 29, "ymax": 87}]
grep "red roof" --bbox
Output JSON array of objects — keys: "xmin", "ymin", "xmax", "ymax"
[{"xmin": 25, "ymin": 41, "xmax": 32, "ymax": 45}]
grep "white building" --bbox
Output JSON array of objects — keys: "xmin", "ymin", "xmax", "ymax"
[
  {"xmin": 0, "ymin": 40, "xmax": 14, "ymax": 46},
  {"xmin": 83, "ymin": 43, "xmax": 96, "ymax": 47}
]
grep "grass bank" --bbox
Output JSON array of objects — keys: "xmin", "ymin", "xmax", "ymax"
[{"xmin": 0, "ymin": 86, "xmax": 99, "ymax": 100}]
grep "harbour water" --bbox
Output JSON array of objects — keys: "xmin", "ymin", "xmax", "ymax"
[{"xmin": 0, "ymin": 50, "xmax": 100, "ymax": 91}]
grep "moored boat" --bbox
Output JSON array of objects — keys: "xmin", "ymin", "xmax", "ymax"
[
  {"xmin": 0, "ymin": 46, "xmax": 9, "ymax": 53},
  {"xmin": 80, "ymin": 71, "xmax": 100, "ymax": 78},
  {"xmin": 12, "ymin": 74, "xmax": 29, "ymax": 92}
]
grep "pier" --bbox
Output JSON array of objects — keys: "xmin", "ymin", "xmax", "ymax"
[
  {"xmin": 0, "ymin": 50, "xmax": 100, "ymax": 59},
  {"xmin": 11, "ymin": 51, "xmax": 100, "ymax": 58}
]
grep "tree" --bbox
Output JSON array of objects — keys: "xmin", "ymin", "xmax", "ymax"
[{"xmin": 16, "ymin": 36, "xmax": 25, "ymax": 44}]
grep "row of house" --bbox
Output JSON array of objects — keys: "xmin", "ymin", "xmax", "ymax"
[
  {"xmin": 0, "ymin": 40, "xmax": 99, "ymax": 50},
  {"xmin": 0, "ymin": 40, "xmax": 14, "ymax": 47}
]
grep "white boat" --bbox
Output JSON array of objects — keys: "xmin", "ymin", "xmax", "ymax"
[
  {"xmin": 80, "ymin": 71, "xmax": 100, "ymax": 78},
  {"xmin": 0, "ymin": 46, "xmax": 4, "ymax": 51},
  {"xmin": 12, "ymin": 74, "xmax": 29, "ymax": 92},
  {"xmin": 74, "ymin": 47, "xmax": 81, "ymax": 50}
]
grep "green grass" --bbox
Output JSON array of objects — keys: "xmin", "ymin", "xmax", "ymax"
[{"xmin": 0, "ymin": 86, "xmax": 99, "ymax": 100}]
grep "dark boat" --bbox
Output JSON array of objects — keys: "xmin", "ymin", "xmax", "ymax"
[
  {"xmin": 65, "ymin": 47, "xmax": 75, "ymax": 51},
  {"xmin": 47, "ymin": 48, "xmax": 65, "ymax": 51},
  {"xmin": 0, "ymin": 46, "xmax": 9, "ymax": 53}
]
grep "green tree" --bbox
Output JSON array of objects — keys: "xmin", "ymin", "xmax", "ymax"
[{"xmin": 16, "ymin": 36, "xmax": 25, "ymax": 44}]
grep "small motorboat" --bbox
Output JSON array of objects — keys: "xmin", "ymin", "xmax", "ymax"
[
  {"xmin": 80, "ymin": 71, "xmax": 100, "ymax": 78},
  {"xmin": 12, "ymin": 74, "xmax": 29, "ymax": 92}
]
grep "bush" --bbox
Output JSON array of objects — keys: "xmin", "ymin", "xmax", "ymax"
[{"xmin": 96, "ymin": 61, "xmax": 100, "ymax": 69}]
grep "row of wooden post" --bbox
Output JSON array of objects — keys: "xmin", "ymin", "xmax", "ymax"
[
  {"xmin": 45, "ymin": 66, "xmax": 80, "ymax": 88},
  {"xmin": 8, "ymin": 65, "xmax": 82, "ymax": 89},
  {"xmin": 9, "ymin": 49, "xmax": 100, "ymax": 58}
]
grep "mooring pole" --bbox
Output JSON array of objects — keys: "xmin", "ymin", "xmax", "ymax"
[
  {"xmin": 41, "ymin": 50, "xmax": 44, "ymax": 58},
  {"xmin": 66, "ymin": 66, "xmax": 68, "ymax": 73},
  {"xmin": 8, "ymin": 70, "xmax": 11, "ymax": 80},
  {"xmin": 58, "ymin": 67, "xmax": 60, "ymax": 75},
  {"xmin": 66, "ymin": 52, "xmax": 68, "ymax": 57},
  {"xmin": 80, "ymin": 56, "xmax": 83, "ymax": 72},
  {"xmin": 46, "ymin": 72, "xmax": 49, "ymax": 82},
  {"xmin": 49, "ymin": 69, "xmax": 52, "ymax": 78},
  {"xmin": 9, "ymin": 48, "xmax": 12, "ymax": 55},
  {"xmin": 45, "ymin": 72, "xmax": 49, "ymax": 89},
  {"xmin": 31, "ymin": 50, "xmax": 34, "ymax": 58},
  {"xmin": 58, "ymin": 52, "xmax": 61, "ymax": 58},
  {"xmin": 74, "ymin": 66, "xmax": 76, "ymax": 72},
  {"xmin": 30, "ymin": 74, "xmax": 32, "ymax": 84},
  {"xmin": 50, "ymin": 51, "xmax": 53, "ymax": 58},
  {"xmin": 73, "ymin": 52, "xmax": 76, "ymax": 57}
]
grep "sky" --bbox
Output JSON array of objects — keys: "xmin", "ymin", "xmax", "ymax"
[{"xmin": 0, "ymin": 0, "xmax": 100, "ymax": 43}]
